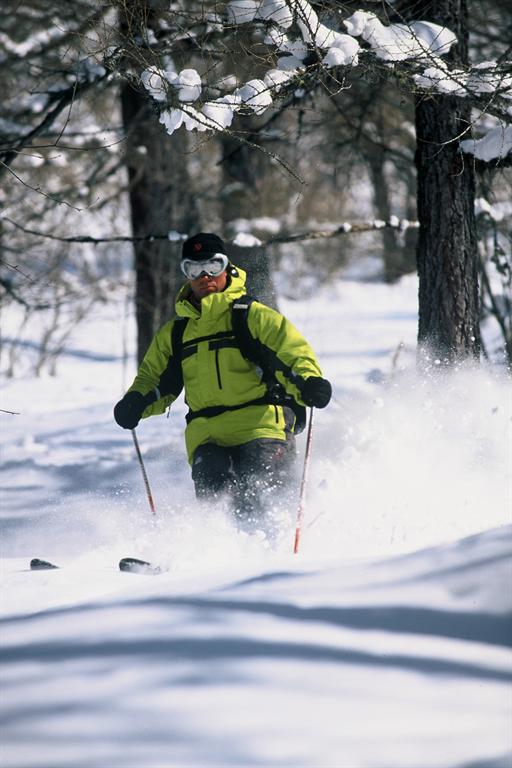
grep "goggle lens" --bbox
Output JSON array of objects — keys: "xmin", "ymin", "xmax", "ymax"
[{"xmin": 181, "ymin": 254, "xmax": 229, "ymax": 279}]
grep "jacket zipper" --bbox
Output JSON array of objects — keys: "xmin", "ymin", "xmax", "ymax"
[{"xmin": 215, "ymin": 349, "xmax": 222, "ymax": 389}]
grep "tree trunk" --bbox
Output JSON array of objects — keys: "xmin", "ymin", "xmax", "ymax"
[
  {"xmin": 414, "ymin": 0, "xmax": 480, "ymax": 362},
  {"xmin": 368, "ymin": 153, "xmax": 406, "ymax": 283},
  {"xmin": 226, "ymin": 243, "xmax": 278, "ymax": 309},
  {"xmin": 119, "ymin": 2, "xmax": 199, "ymax": 363},
  {"xmin": 220, "ymin": 128, "xmax": 278, "ymax": 309}
]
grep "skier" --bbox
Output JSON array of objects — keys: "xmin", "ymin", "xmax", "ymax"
[{"xmin": 113, "ymin": 232, "xmax": 331, "ymax": 529}]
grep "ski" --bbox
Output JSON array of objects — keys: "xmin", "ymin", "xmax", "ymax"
[
  {"xmin": 118, "ymin": 557, "xmax": 162, "ymax": 575},
  {"xmin": 29, "ymin": 556, "xmax": 161, "ymax": 575},
  {"xmin": 30, "ymin": 558, "xmax": 59, "ymax": 570}
]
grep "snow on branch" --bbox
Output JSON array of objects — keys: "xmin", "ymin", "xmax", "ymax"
[
  {"xmin": 140, "ymin": 1, "xmax": 461, "ymax": 139},
  {"xmin": 2, "ymin": 216, "xmax": 419, "ymax": 247},
  {"xmin": 460, "ymin": 124, "xmax": 512, "ymax": 162},
  {"xmin": 414, "ymin": 59, "xmax": 512, "ymax": 101},
  {"xmin": 343, "ymin": 12, "xmax": 456, "ymax": 61},
  {"xmin": 413, "ymin": 59, "xmax": 512, "ymax": 159}
]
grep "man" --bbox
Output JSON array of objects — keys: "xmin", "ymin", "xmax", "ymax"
[{"xmin": 114, "ymin": 232, "xmax": 331, "ymax": 529}]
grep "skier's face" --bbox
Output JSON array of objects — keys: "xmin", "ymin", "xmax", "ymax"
[{"xmin": 189, "ymin": 270, "xmax": 228, "ymax": 300}]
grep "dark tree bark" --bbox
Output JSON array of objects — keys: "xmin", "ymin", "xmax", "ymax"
[
  {"xmin": 220, "ymin": 127, "xmax": 278, "ymax": 309},
  {"xmin": 414, "ymin": 0, "xmax": 480, "ymax": 362},
  {"xmin": 120, "ymin": 86, "xmax": 199, "ymax": 362},
  {"xmin": 119, "ymin": 2, "xmax": 199, "ymax": 363},
  {"xmin": 368, "ymin": 152, "xmax": 414, "ymax": 283},
  {"xmin": 226, "ymin": 243, "xmax": 278, "ymax": 309}
]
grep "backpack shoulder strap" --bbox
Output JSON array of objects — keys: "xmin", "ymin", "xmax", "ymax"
[
  {"xmin": 160, "ymin": 316, "xmax": 187, "ymax": 398},
  {"xmin": 231, "ymin": 295, "xmax": 262, "ymax": 365},
  {"xmin": 171, "ymin": 315, "xmax": 188, "ymax": 360},
  {"xmin": 230, "ymin": 296, "xmax": 307, "ymax": 434}
]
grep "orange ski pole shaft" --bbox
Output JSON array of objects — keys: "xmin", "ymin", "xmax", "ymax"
[{"xmin": 293, "ymin": 407, "xmax": 314, "ymax": 554}]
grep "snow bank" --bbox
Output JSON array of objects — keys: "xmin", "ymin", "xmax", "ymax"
[
  {"xmin": 2, "ymin": 276, "xmax": 509, "ymax": 565},
  {"xmin": 1, "ymin": 274, "xmax": 511, "ymax": 768}
]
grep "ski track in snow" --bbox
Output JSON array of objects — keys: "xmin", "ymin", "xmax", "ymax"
[{"xmin": 1, "ymin": 275, "xmax": 511, "ymax": 768}]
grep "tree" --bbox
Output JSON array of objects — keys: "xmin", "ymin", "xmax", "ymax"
[
  {"xmin": 220, "ymin": 119, "xmax": 279, "ymax": 306},
  {"xmin": 1, "ymin": 0, "xmax": 510, "ymax": 372},
  {"xmin": 0, "ymin": 1, "xmax": 128, "ymax": 375},
  {"xmin": 321, "ymin": 75, "xmax": 418, "ymax": 282},
  {"xmin": 118, "ymin": 1, "xmax": 200, "ymax": 361},
  {"xmin": 414, "ymin": 0, "xmax": 480, "ymax": 363}
]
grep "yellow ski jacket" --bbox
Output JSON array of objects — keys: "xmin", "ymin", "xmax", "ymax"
[{"xmin": 128, "ymin": 266, "xmax": 323, "ymax": 463}]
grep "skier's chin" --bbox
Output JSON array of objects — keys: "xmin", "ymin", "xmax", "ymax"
[{"xmin": 200, "ymin": 283, "xmax": 218, "ymax": 296}]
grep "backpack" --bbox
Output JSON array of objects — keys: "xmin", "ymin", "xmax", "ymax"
[{"xmin": 170, "ymin": 296, "xmax": 306, "ymax": 434}]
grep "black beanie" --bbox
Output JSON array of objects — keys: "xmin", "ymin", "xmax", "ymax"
[{"xmin": 182, "ymin": 232, "xmax": 227, "ymax": 261}]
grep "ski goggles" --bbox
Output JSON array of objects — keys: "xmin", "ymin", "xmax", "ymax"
[{"xmin": 181, "ymin": 254, "xmax": 229, "ymax": 280}]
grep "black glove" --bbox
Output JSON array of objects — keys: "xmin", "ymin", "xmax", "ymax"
[
  {"xmin": 113, "ymin": 391, "xmax": 153, "ymax": 430},
  {"xmin": 300, "ymin": 377, "xmax": 332, "ymax": 409}
]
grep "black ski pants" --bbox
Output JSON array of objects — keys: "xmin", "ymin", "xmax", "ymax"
[{"xmin": 191, "ymin": 434, "xmax": 296, "ymax": 526}]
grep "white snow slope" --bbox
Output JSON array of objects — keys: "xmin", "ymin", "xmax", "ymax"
[{"xmin": 1, "ymin": 274, "xmax": 511, "ymax": 768}]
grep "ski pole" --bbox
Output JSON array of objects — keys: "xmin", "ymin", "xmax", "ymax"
[
  {"xmin": 293, "ymin": 406, "xmax": 314, "ymax": 554},
  {"xmin": 131, "ymin": 428, "xmax": 156, "ymax": 515}
]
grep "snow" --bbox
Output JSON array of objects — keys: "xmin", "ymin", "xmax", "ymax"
[
  {"xmin": 1, "ymin": 272, "xmax": 511, "ymax": 767},
  {"xmin": 235, "ymin": 79, "xmax": 273, "ymax": 115},
  {"xmin": 415, "ymin": 59, "xmax": 512, "ymax": 101},
  {"xmin": 202, "ymin": 98, "xmax": 237, "ymax": 129},
  {"xmin": 232, "ymin": 232, "xmax": 263, "ymax": 246},
  {"xmin": 230, "ymin": 216, "xmax": 282, "ymax": 234},
  {"xmin": 460, "ymin": 124, "xmax": 512, "ymax": 162},
  {"xmin": 167, "ymin": 229, "xmax": 186, "ymax": 242},
  {"xmin": 141, "ymin": 67, "xmax": 171, "ymax": 102},
  {"xmin": 227, "ymin": 0, "xmax": 293, "ymax": 27},
  {"xmin": 264, "ymin": 29, "xmax": 308, "ymax": 60},
  {"xmin": 0, "ymin": 27, "xmax": 64, "ymax": 58},
  {"xmin": 295, "ymin": 0, "xmax": 356, "ymax": 56},
  {"xmin": 257, "ymin": 0, "xmax": 294, "ymax": 27},
  {"xmin": 226, "ymin": 0, "xmax": 259, "ymax": 24},
  {"xmin": 175, "ymin": 68, "xmax": 202, "ymax": 103},
  {"xmin": 275, "ymin": 54, "xmax": 304, "ymax": 72},
  {"xmin": 323, "ymin": 42, "xmax": 359, "ymax": 69},
  {"xmin": 344, "ymin": 12, "xmax": 456, "ymax": 61},
  {"xmin": 141, "ymin": 66, "xmax": 202, "ymax": 104},
  {"xmin": 475, "ymin": 197, "xmax": 512, "ymax": 222},
  {"xmin": 153, "ymin": 1, "xmax": 463, "ymax": 138},
  {"xmin": 139, "ymin": 1, "xmax": 506, "ymax": 141},
  {"xmin": 159, "ymin": 107, "xmax": 183, "ymax": 132}
]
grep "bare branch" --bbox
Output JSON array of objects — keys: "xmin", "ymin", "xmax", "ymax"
[
  {"xmin": 2, "ymin": 215, "xmax": 419, "ymax": 247},
  {"xmin": 0, "ymin": 161, "xmax": 84, "ymax": 210},
  {"xmin": 0, "ymin": 71, "xmax": 110, "ymax": 176},
  {"xmin": 267, "ymin": 219, "xmax": 419, "ymax": 245}
]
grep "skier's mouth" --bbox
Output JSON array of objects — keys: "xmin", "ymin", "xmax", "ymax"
[{"xmin": 199, "ymin": 278, "xmax": 217, "ymax": 290}]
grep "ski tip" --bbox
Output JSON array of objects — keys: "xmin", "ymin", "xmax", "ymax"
[
  {"xmin": 30, "ymin": 558, "xmax": 59, "ymax": 571},
  {"xmin": 119, "ymin": 557, "xmax": 162, "ymax": 575}
]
